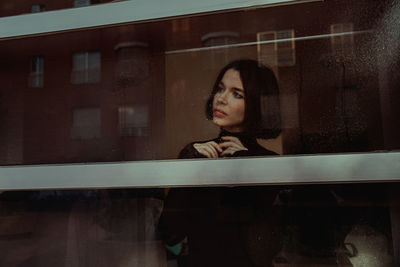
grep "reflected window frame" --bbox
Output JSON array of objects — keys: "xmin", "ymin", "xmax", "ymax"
[
  {"xmin": 71, "ymin": 51, "xmax": 101, "ymax": 84},
  {"xmin": 31, "ymin": 4, "xmax": 45, "ymax": 13},
  {"xmin": 74, "ymin": 0, "xmax": 100, "ymax": 8},
  {"xmin": 330, "ymin": 23, "xmax": 354, "ymax": 55},
  {"xmin": 29, "ymin": 56, "xmax": 44, "ymax": 88},
  {"xmin": 118, "ymin": 105, "xmax": 149, "ymax": 137},
  {"xmin": 257, "ymin": 29, "xmax": 296, "ymax": 68}
]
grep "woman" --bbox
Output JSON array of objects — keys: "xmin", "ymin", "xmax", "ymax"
[
  {"xmin": 160, "ymin": 60, "xmax": 283, "ymax": 267},
  {"xmin": 179, "ymin": 59, "xmax": 281, "ymax": 159}
]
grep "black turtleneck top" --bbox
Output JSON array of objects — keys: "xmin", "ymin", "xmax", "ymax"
[
  {"xmin": 160, "ymin": 130, "xmax": 281, "ymax": 266},
  {"xmin": 178, "ymin": 129, "xmax": 278, "ymax": 159}
]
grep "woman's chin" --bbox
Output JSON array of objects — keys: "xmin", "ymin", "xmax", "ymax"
[{"xmin": 213, "ymin": 118, "xmax": 225, "ymax": 127}]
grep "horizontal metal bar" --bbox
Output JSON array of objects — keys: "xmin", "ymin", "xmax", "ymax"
[
  {"xmin": 0, "ymin": 0, "xmax": 318, "ymax": 39},
  {"xmin": 165, "ymin": 30, "xmax": 368, "ymax": 54},
  {"xmin": 0, "ymin": 152, "xmax": 399, "ymax": 190}
]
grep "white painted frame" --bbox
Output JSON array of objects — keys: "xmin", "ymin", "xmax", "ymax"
[
  {"xmin": 0, "ymin": 0, "xmax": 319, "ymax": 39},
  {"xmin": 0, "ymin": 152, "xmax": 399, "ymax": 190}
]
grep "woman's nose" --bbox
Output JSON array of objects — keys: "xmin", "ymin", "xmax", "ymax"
[{"xmin": 216, "ymin": 92, "xmax": 228, "ymax": 104}]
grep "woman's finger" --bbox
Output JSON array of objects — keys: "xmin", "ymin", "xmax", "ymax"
[
  {"xmin": 204, "ymin": 144, "xmax": 219, "ymax": 158},
  {"xmin": 219, "ymin": 141, "xmax": 247, "ymax": 151},
  {"xmin": 194, "ymin": 146, "xmax": 206, "ymax": 157},
  {"xmin": 194, "ymin": 143, "xmax": 218, "ymax": 158},
  {"xmin": 219, "ymin": 141, "xmax": 240, "ymax": 149},
  {"xmin": 220, "ymin": 136, "xmax": 248, "ymax": 149},
  {"xmin": 220, "ymin": 147, "xmax": 236, "ymax": 157},
  {"xmin": 208, "ymin": 141, "xmax": 223, "ymax": 153},
  {"xmin": 194, "ymin": 144, "xmax": 211, "ymax": 158}
]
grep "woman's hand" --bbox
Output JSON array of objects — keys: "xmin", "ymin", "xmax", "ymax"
[
  {"xmin": 219, "ymin": 136, "xmax": 248, "ymax": 157},
  {"xmin": 193, "ymin": 141, "xmax": 222, "ymax": 158}
]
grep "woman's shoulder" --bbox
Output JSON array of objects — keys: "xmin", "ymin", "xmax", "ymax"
[{"xmin": 178, "ymin": 142, "xmax": 201, "ymax": 159}]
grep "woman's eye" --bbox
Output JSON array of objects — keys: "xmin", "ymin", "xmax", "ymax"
[
  {"xmin": 217, "ymin": 86, "xmax": 224, "ymax": 92},
  {"xmin": 233, "ymin": 91, "xmax": 244, "ymax": 99}
]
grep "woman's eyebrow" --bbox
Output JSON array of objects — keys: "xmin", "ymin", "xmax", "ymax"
[{"xmin": 232, "ymin": 87, "xmax": 244, "ymax": 92}]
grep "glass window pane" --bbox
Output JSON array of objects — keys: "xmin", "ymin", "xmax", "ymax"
[
  {"xmin": 0, "ymin": 2, "xmax": 399, "ymax": 264},
  {"xmin": 0, "ymin": 0, "xmax": 398, "ymax": 166},
  {"xmin": 0, "ymin": 183, "xmax": 398, "ymax": 266},
  {"xmin": 72, "ymin": 51, "xmax": 101, "ymax": 84},
  {"xmin": 73, "ymin": 52, "xmax": 88, "ymax": 71},
  {"xmin": 88, "ymin": 51, "xmax": 101, "ymax": 69}
]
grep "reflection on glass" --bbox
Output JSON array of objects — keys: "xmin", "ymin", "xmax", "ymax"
[
  {"xmin": 71, "ymin": 51, "xmax": 101, "ymax": 84},
  {"xmin": 258, "ymin": 30, "xmax": 296, "ymax": 68},
  {"xmin": 71, "ymin": 107, "xmax": 101, "ymax": 139},
  {"xmin": 0, "ymin": 1, "xmax": 399, "ymax": 266},
  {"xmin": 0, "ymin": 0, "xmax": 399, "ymax": 165},
  {"xmin": 201, "ymin": 31, "xmax": 240, "ymax": 69},
  {"xmin": 115, "ymin": 42, "xmax": 150, "ymax": 88},
  {"xmin": 29, "ymin": 56, "xmax": 44, "ymax": 88},
  {"xmin": 160, "ymin": 184, "xmax": 399, "ymax": 266},
  {"xmin": 201, "ymin": 31, "xmax": 240, "ymax": 47},
  {"xmin": 0, "ymin": 188, "xmax": 166, "ymax": 266},
  {"xmin": 31, "ymin": 4, "xmax": 45, "ymax": 13},
  {"xmin": 0, "ymin": 184, "xmax": 397, "ymax": 266},
  {"xmin": 74, "ymin": 0, "xmax": 93, "ymax": 8},
  {"xmin": 330, "ymin": 23, "xmax": 354, "ymax": 55},
  {"xmin": 118, "ymin": 105, "xmax": 149, "ymax": 137},
  {"xmin": 178, "ymin": 59, "xmax": 281, "ymax": 159}
]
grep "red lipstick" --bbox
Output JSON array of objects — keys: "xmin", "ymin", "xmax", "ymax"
[{"xmin": 213, "ymin": 109, "xmax": 226, "ymax": 118}]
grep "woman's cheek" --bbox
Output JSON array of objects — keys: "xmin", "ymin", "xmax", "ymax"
[{"xmin": 234, "ymin": 99, "xmax": 245, "ymax": 116}]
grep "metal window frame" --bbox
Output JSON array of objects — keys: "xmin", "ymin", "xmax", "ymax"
[
  {"xmin": 0, "ymin": 152, "xmax": 399, "ymax": 190},
  {"xmin": 0, "ymin": 0, "xmax": 319, "ymax": 40}
]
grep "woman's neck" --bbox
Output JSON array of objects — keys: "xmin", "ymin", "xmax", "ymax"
[
  {"xmin": 221, "ymin": 125, "xmax": 244, "ymax": 133},
  {"xmin": 218, "ymin": 128, "xmax": 251, "ymax": 139},
  {"xmin": 218, "ymin": 129, "xmax": 257, "ymax": 147}
]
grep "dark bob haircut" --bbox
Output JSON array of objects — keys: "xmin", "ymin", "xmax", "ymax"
[{"xmin": 206, "ymin": 59, "xmax": 281, "ymax": 139}]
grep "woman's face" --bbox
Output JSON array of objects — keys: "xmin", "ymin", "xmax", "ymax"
[{"xmin": 212, "ymin": 68, "xmax": 245, "ymax": 132}]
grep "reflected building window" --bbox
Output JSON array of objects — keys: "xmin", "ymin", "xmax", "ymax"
[
  {"xmin": 257, "ymin": 29, "xmax": 296, "ymax": 67},
  {"xmin": 29, "ymin": 56, "xmax": 44, "ymax": 88},
  {"xmin": 71, "ymin": 107, "xmax": 101, "ymax": 139},
  {"xmin": 71, "ymin": 51, "xmax": 101, "ymax": 84},
  {"xmin": 330, "ymin": 23, "xmax": 354, "ymax": 55},
  {"xmin": 201, "ymin": 31, "xmax": 239, "ymax": 67},
  {"xmin": 31, "ymin": 5, "xmax": 45, "ymax": 13},
  {"xmin": 114, "ymin": 42, "xmax": 150, "ymax": 88},
  {"xmin": 201, "ymin": 31, "xmax": 239, "ymax": 47},
  {"xmin": 276, "ymin": 30, "xmax": 296, "ymax": 66},
  {"xmin": 74, "ymin": 0, "xmax": 99, "ymax": 8},
  {"xmin": 118, "ymin": 105, "xmax": 148, "ymax": 137}
]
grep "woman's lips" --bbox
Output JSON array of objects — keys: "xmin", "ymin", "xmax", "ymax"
[{"xmin": 213, "ymin": 109, "xmax": 227, "ymax": 118}]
